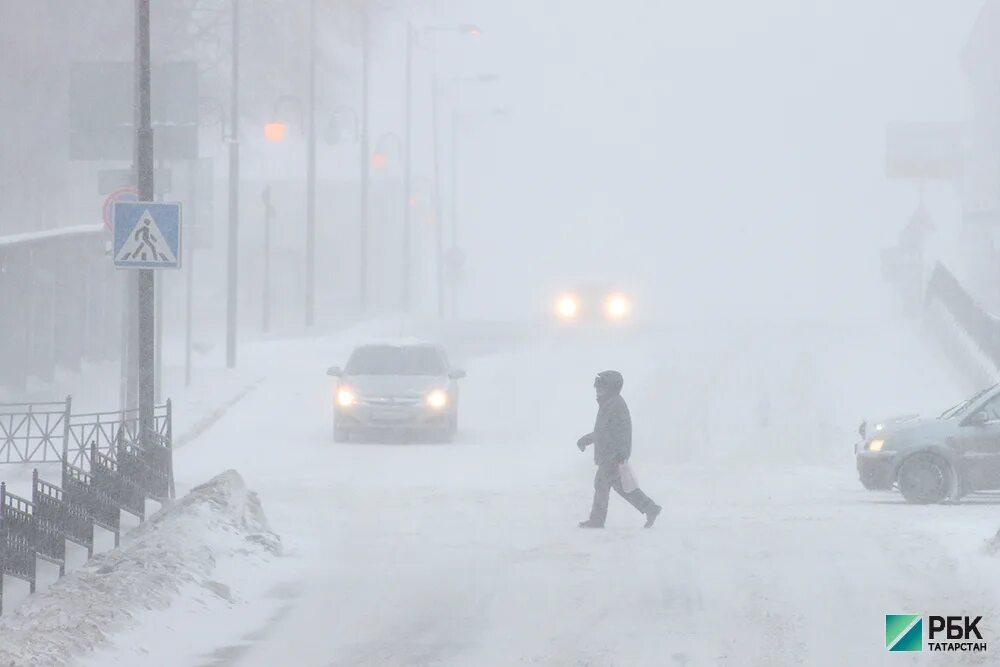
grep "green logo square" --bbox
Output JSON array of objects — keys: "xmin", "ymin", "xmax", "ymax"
[{"xmin": 886, "ymin": 614, "xmax": 922, "ymax": 652}]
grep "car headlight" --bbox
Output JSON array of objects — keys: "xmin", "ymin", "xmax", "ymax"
[
  {"xmin": 605, "ymin": 293, "xmax": 630, "ymax": 320},
  {"xmin": 555, "ymin": 294, "xmax": 580, "ymax": 320},
  {"xmin": 867, "ymin": 438, "xmax": 885, "ymax": 452},
  {"xmin": 426, "ymin": 389, "xmax": 448, "ymax": 410},
  {"xmin": 337, "ymin": 387, "xmax": 357, "ymax": 407}
]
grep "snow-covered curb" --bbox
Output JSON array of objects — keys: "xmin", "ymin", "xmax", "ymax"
[{"xmin": 0, "ymin": 470, "xmax": 280, "ymax": 667}]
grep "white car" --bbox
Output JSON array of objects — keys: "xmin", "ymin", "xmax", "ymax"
[{"xmin": 327, "ymin": 342, "xmax": 465, "ymax": 443}]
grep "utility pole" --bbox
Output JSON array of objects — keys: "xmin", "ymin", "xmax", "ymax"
[
  {"xmin": 402, "ymin": 21, "xmax": 414, "ymax": 312},
  {"xmin": 359, "ymin": 7, "xmax": 370, "ymax": 311},
  {"xmin": 226, "ymin": 0, "xmax": 240, "ymax": 368},
  {"xmin": 431, "ymin": 75, "xmax": 445, "ymax": 318},
  {"xmin": 449, "ymin": 109, "xmax": 459, "ymax": 319},
  {"xmin": 262, "ymin": 185, "xmax": 273, "ymax": 333},
  {"xmin": 184, "ymin": 235, "xmax": 194, "ymax": 387},
  {"xmin": 305, "ymin": 0, "xmax": 317, "ymax": 326},
  {"xmin": 134, "ymin": 0, "xmax": 155, "ymax": 444}
]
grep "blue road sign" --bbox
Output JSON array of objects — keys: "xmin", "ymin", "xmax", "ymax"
[{"xmin": 113, "ymin": 201, "xmax": 182, "ymax": 269}]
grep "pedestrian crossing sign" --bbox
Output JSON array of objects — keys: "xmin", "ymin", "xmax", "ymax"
[{"xmin": 112, "ymin": 201, "xmax": 182, "ymax": 270}]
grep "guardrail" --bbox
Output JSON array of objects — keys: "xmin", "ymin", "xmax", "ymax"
[
  {"xmin": 0, "ymin": 398, "xmax": 173, "ymax": 614},
  {"xmin": 0, "ymin": 399, "xmax": 72, "ymax": 464}
]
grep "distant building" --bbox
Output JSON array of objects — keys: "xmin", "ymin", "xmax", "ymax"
[{"xmin": 960, "ymin": 0, "xmax": 1000, "ymax": 309}]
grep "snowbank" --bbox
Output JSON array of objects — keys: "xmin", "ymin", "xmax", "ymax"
[{"xmin": 0, "ymin": 470, "xmax": 280, "ymax": 667}]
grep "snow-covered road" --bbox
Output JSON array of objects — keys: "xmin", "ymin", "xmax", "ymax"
[{"xmin": 84, "ymin": 315, "xmax": 1000, "ymax": 667}]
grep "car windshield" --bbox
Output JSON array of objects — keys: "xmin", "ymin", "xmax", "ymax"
[
  {"xmin": 940, "ymin": 383, "xmax": 1000, "ymax": 419},
  {"xmin": 344, "ymin": 345, "xmax": 446, "ymax": 376}
]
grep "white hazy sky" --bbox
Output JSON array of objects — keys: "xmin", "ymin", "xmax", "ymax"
[{"xmin": 432, "ymin": 0, "xmax": 984, "ymax": 320}]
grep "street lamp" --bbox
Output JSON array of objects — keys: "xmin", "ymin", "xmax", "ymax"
[
  {"xmin": 406, "ymin": 21, "xmax": 484, "ymax": 316},
  {"xmin": 264, "ymin": 122, "xmax": 288, "ymax": 143}
]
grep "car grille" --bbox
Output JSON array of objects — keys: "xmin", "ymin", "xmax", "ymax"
[{"xmin": 359, "ymin": 395, "xmax": 423, "ymax": 408}]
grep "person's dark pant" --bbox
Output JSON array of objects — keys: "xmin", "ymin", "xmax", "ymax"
[{"xmin": 589, "ymin": 462, "xmax": 658, "ymax": 526}]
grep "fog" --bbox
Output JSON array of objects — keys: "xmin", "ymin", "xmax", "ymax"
[
  {"xmin": 0, "ymin": 2, "xmax": 981, "ymax": 322},
  {"xmin": 2, "ymin": 1, "xmax": 999, "ymax": 665}
]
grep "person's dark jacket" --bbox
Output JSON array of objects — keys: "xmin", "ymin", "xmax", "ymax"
[{"xmin": 580, "ymin": 394, "xmax": 632, "ymax": 465}]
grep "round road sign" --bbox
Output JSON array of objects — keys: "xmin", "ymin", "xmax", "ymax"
[{"xmin": 102, "ymin": 186, "xmax": 139, "ymax": 231}]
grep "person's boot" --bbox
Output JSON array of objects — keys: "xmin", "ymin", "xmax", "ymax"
[
  {"xmin": 579, "ymin": 519, "xmax": 604, "ymax": 528},
  {"xmin": 643, "ymin": 505, "xmax": 662, "ymax": 528}
]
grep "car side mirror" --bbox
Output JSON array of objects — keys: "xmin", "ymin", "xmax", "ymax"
[
  {"xmin": 326, "ymin": 366, "xmax": 342, "ymax": 377},
  {"xmin": 449, "ymin": 369, "xmax": 466, "ymax": 380},
  {"xmin": 965, "ymin": 411, "xmax": 990, "ymax": 427}
]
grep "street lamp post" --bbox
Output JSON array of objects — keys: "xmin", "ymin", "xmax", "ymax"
[
  {"xmin": 226, "ymin": 0, "xmax": 240, "ymax": 369},
  {"xmin": 431, "ymin": 76, "xmax": 445, "ymax": 318},
  {"xmin": 409, "ymin": 23, "xmax": 482, "ymax": 318},
  {"xmin": 305, "ymin": 0, "xmax": 317, "ymax": 327},
  {"xmin": 359, "ymin": 7, "xmax": 371, "ymax": 312},
  {"xmin": 262, "ymin": 185, "xmax": 274, "ymax": 333},
  {"xmin": 441, "ymin": 76, "xmax": 500, "ymax": 319},
  {"xmin": 449, "ymin": 108, "xmax": 460, "ymax": 319},
  {"xmin": 402, "ymin": 21, "xmax": 414, "ymax": 313}
]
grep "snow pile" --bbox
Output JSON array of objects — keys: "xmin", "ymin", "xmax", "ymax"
[{"xmin": 0, "ymin": 470, "xmax": 280, "ymax": 667}]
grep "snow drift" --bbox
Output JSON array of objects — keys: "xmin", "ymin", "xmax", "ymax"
[{"xmin": 0, "ymin": 469, "xmax": 280, "ymax": 667}]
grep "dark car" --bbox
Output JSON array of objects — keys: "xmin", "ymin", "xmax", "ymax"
[
  {"xmin": 327, "ymin": 341, "xmax": 465, "ymax": 443},
  {"xmin": 856, "ymin": 383, "xmax": 1000, "ymax": 503}
]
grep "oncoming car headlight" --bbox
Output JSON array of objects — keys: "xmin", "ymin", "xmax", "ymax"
[
  {"xmin": 555, "ymin": 294, "xmax": 580, "ymax": 320},
  {"xmin": 426, "ymin": 389, "xmax": 448, "ymax": 410},
  {"xmin": 605, "ymin": 293, "xmax": 630, "ymax": 320},
  {"xmin": 867, "ymin": 438, "xmax": 885, "ymax": 452},
  {"xmin": 337, "ymin": 387, "xmax": 357, "ymax": 407}
]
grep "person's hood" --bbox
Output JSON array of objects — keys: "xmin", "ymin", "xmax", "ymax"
[{"xmin": 595, "ymin": 370, "xmax": 624, "ymax": 397}]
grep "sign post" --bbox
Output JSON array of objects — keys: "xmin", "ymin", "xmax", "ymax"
[{"xmin": 134, "ymin": 0, "xmax": 156, "ymax": 451}]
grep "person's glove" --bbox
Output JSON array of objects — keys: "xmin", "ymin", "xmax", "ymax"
[{"xmin": 576, "ymin": 436, "xmax": 590, "ymax": 452}]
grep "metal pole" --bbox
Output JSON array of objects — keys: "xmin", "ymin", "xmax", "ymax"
[
  {"xmin": 134, "ymin": 0, "xmax": 155, "ymax": 446},
  {"xmin": 402, "ymin": 22, "xmax": 414, "ymax": 312},
  {"xmin": 184, "ymin": 159, "xmax": 196, "ymax": 388},
  {"xmin": 226, "ymin": 0, "xmax": 240, "ymax": 368},
  {"xmin": 263, "ymin": 185, "xmax": 272, "ymax": 333},
  {"xmin": 119, "ymin": 275, "xmax": 132, "ymax": 411},
  {"xmin": 154, "ymin": 158, "xmax": 164, "ymax": 402},
  {"xmin": 305, "ymin": 0, "xmax": 317, "ymax": 326},
  {"xmin": 449, "ymin": 110, "xmax": 459, "ymax": 319},
  {"xmin": 431, "ymin": 76, "xmax": 445, "ymax": 318},
  {"xmin": 184, "ymin": 240, "xmax": 193, "ymax": 387},
  {"xmin": 359, "ymin": 7, "xmax": 370, "ymax": 311}
]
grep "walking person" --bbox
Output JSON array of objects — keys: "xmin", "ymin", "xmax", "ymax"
[{"xmin": 577, "ymin": 370, "xmax": 661, "ymax": 528}]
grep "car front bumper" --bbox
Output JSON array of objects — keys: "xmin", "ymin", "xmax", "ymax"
[
  {"xmin": 335, "ymin": 403, "xmax": 453, "ymax": 433},
  {"xmin": 856, "ymin": 450, "xmax": 897, "ymax": 490}
]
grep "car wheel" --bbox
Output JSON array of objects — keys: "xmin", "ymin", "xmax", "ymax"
[{"xmin": 897, "ymin": 452, "xmax": 951, "ymax": 504}]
